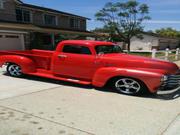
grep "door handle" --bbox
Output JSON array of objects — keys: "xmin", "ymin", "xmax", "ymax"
[{"xmin": 58, "ymin": 55, "xmax": 67, "ymax": 58}]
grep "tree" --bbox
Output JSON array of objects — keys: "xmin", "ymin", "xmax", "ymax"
[
  {"xmin": 92, "ymin": 26, "xmax": 124, "ymax": 42},
  {"xmin": 95, "ymin": 1, "xmax": 150, "ymax": 52},
  {"xmin": 155, "ymin": 27, "xmax": 180, "ymax": 38}
]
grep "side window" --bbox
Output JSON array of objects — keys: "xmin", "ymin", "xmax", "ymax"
[{"xmin": 63, "ymin": 45, "xmax": 91, "ymax": 55}]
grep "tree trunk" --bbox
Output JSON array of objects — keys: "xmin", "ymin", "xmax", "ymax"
[{"xmin": 127, "ymin": 40, "xmax": 131, "ymax": 53}]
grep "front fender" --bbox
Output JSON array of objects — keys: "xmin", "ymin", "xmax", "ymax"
[
  {"xmin": 92, "ymin": 67, "xmax": 164, "ymax": 93},
  {"xmin": 0, "ymin": 55, "xmax": 36, "ymax": 73}
]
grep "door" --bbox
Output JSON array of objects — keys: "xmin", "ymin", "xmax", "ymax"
[
  {"xmin": 53, "ymin": 44, "xmax": 96, "ymax": 80},
  {"xmin": 0, "ymin": 33, "xmax": 24, "ymax": 50}
]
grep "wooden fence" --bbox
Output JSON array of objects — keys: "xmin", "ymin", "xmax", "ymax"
[
  {"xmin": 124, "ymin": 48, "xmax": 180, "ymax": 62},
  {"xmin": 152, "ymin": 48, "xmax": 180, "ymax": 61}
]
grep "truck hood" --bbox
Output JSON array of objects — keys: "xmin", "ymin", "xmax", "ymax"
[{"xmin": 101, "ymin": 53, "xmax": 179, "ymax": 74}]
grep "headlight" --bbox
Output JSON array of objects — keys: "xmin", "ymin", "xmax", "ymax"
[{"xmin": 161, "ymin": 75, "xmax": 168, "ymax": 82}]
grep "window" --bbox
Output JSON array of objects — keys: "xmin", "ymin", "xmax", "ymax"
[
  {"xmin": 16, "ymin": 9, "xmax": 31, "ymax": 23},
  {"xmin": 0, "ymin": 0, "xmax": 4, "ymax": 9},
  {"xmin": 44, "ymin": 14, "xmax": 57, "ymax": 25},
  {"xmin": 70, "ymin": 18, "xmax": 80, "ymax": 29},
  {"xmin": 95, "ymin": 45, "xmax": 123, "ymax": 54},
  {"xmin": 63, "ymin": 45, "xmax": 91, "ymax": 55}
]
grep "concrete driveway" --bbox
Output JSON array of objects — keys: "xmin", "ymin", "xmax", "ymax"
[{"xmin": 0, "ymin": 68, "xmax": 179, "ymax": 135}]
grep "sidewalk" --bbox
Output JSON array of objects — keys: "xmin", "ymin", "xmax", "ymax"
[{"xmin": 175, "ymin": 61, "xmax": 180, "ymax": 67}]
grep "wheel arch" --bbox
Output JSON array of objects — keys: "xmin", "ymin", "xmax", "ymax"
[
  {"xmin": 92, "ymin": 67, "xmax": 163, "ymax": 93},
  {"xmin": 0, "ymin": 55, "xmax": 36, "ymax": 73},
  {"xmin": 105, "ymin": 75, "xmax": 147, "ymax": 88}
]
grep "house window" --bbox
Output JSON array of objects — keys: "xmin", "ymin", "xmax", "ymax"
[
  {"xmin": 16, "ymin": 8, "xmax": 31, "ymax": 23},
  {"xmin": 70, "ymin": 18, "xmax": 80, "ymax": 29},
  {"xmin": 0, "ymin": 0, "xmax": 4, "ymax": 9},
  {"xmin": 44, "ymin": 14, "xmax": 57, "ymax": 25}
]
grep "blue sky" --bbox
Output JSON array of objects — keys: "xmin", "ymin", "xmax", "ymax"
[{"xmin": 23, "ymin": 0, "xmax": 180, "ymax": 31}]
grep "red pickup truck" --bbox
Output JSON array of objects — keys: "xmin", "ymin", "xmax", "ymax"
[{"xmin": 0, "ymin": 40, "xmax": 179, "ymax": 95}]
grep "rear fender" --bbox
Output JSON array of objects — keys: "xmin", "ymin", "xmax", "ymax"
[
  {"xmin": 0, "ymin": 55, "xmax": 36, "ymax": 73},
  {"xmin": 92, "ymin": 67, "xmax": 164, "ymax": 93}
]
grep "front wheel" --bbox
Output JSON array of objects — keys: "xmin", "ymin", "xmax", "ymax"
[
  {"xmin": 7, "ymin": 64, "xmax": 23, "ymax": 77},
  {"xmin": 111, "ymin": 77, "xmax": 148, "ymax": 95}
]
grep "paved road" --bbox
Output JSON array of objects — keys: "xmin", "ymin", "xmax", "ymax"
[{"xmin": 0, "ymin": 68, "xmax": 179, "ymax": 135}]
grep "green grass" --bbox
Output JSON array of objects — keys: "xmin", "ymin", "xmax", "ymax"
[
  {"xmin": 129, "ymin": 52, "xmax": 165, "ymax": 58},
  {"xmin": 129, "ymin": 52, "xmax": 179, "ymax": 62},
  {"xmin": 129, "ymin": 52, "xmax": 151, "ymax": 57}
]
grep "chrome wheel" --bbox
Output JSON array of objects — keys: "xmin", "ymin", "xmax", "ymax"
[
  {"xmin": 115, "ymin": 78, "xmax": 141, "ymax": 95},
  {"xmin": 7, "ymin": 64, "xmax": 22, "ymax": 77}
]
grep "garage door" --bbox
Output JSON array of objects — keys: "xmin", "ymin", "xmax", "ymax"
[{"xmin": 0, "ymin": 33, "xmax": 24, "ymax": 50}]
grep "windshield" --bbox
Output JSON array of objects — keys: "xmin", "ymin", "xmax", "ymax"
[{"xmin": 95, "ymin": 45, "xmax": 123, "ymax": 54}]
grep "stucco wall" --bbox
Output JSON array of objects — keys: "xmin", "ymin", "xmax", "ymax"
[
  {"xmin": 130, "ymin": 34, "xmax": 180, "ymax": 51},
  {"xmin": 130, "ymin": 34, "xmax": 158, "ymax": 51}
]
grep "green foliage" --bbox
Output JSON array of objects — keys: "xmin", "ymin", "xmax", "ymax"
[
  {"xmin": 155, "ymin": 27, "xmax": 180, "ymax": 38},
  {"xmin": 95, "ymin": 0, "xmax": 150, "ymax": 52}
]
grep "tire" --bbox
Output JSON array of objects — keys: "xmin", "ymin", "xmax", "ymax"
[
  {"xmin": 111, "ymin": 77, "xmax": 148, "ymax": 96},
  {"xmin": 7, "ymin": 63, "xmax": 23, "ymax": 77}
]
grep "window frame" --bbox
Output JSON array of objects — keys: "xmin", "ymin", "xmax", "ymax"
[
  {"xmin": 62, "ymin": 45, "xmax": 92, "ymax": 55},
  {"xmin": 70, "ymin": 18, "xmax": 80, "ymax": 29},
  {"xmin": 44, "ymin": 14, "xmax": 57, "ymax": 26},
  {"xmin": 16, "ymin": 8, "xmax": 31, "ymax": 23}
]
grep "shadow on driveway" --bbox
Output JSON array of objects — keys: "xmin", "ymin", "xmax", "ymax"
[{"xmin": 3, "ymin": 73, "xmax": 180, "ymax": 101}]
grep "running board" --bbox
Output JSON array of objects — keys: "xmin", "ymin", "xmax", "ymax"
[{"xmin": 26, "ymin": 72, "xmax": 91, "ymax": 85}]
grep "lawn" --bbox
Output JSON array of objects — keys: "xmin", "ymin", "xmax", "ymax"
[
  {"xmin": 129, "ymin": 52, "xmax": 179, "ymax": 62},
  {"xmin": 129, "ymin": 52, "xmax": 165, "ymax": 57}
]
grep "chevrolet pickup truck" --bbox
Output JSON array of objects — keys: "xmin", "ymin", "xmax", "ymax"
[{"xmin": 0, "ymin": 40, "xmax": 180, "ymax": 95}]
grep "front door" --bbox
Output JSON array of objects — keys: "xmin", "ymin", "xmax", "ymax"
[{"xmin": 53, "ymin": 45, "xmax": 96, "ymax": 80}]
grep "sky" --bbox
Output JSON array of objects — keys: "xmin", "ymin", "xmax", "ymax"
[{"xmin": 23, "ymin": 0, "xmax": 180, "ymax": 31}]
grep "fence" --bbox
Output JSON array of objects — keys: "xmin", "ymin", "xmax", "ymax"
[
  {"xmin": 152, "ymin": 48, "xmax": 180, "ymax": 61},
  {"xmin": 124, "ymin": 48, "xmax": 180, "ymax": 62}
]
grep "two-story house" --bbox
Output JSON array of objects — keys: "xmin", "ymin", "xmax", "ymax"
[{"xmin": 0, "ymin": 0, "xmax": 93, "ymax": 50}]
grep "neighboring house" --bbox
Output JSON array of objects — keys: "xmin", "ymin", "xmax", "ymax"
[
  {"xmin": 130, "ymin": 32, "xmax": 180, "ymax": 51},
  {"xmin": 0, "ymin": 0, "xmax": 93, "ymax": 50}
]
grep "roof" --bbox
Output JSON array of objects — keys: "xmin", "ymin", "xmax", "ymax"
[
  {"xmin": 15, "ymin": 0, "xmax": 23, "ymax": 4},
  {"xmin": 0, "ymin": 21, "xmax": 94, "ymax": 36},
  {"xmin": 94, "ymin": 31, "xmax": 180, "ymax": 40},
  {"xmin": 16, "ymin": 1, "xmax": 90, "ymax": 20},
  {"xmin": 142, "ymin": 32, "xmax": 179, "ymax": 40}
]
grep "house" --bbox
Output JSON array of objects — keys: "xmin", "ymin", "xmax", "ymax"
[
  {"xmin": 0, "ymin": 0, "xmax": 93, "ymax": 50},
  {"xmin": 130, "ymin": 32, "xmax": 180, "ymax": 51}
]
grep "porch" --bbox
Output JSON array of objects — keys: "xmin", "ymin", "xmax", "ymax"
[{"xmin": 0, "ymin": 22, "xmax": 95, "ymax": 50}]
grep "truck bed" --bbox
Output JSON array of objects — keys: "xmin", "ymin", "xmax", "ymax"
[{"xmin": 0, "ymin": 49, "xmax": 54, "ymax": 70}]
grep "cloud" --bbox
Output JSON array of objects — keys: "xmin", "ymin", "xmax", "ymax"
[{"xmin": 144, "ymin": 20, "xmax": 180, "ymax": 24}]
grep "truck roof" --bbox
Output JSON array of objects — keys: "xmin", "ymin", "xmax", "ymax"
[{"xmin": 60, "ymin": 40, "xmax": 114, "ymax": 46}]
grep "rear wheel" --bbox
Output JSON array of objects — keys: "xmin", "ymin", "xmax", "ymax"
[
  {"xmin": 7, "ymin": 64, "xmax": 23, "ymax": 77},
  {"xmin": 111, "ymin": 77, "xmax": 148, "ymax": 95}
]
